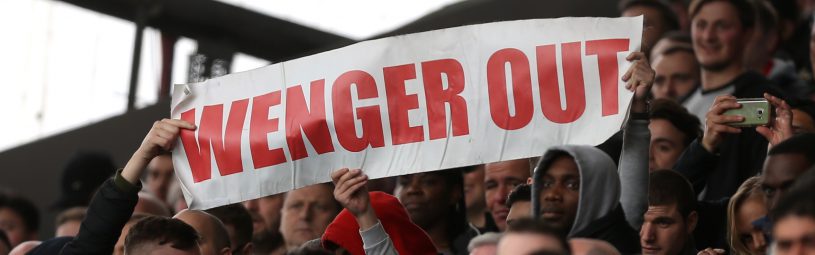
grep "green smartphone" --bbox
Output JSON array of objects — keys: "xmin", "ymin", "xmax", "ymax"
[{"xmin": 723, "ymin": 98, "xmax": 771, "ymax": 127}]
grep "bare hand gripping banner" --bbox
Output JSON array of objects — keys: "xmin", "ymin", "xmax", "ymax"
[{"xmin": 171, "ymin": 16, "xmax": 643, "ymax": 209}]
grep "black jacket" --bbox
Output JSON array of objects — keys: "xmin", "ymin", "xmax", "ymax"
[
  {"xmin": 674, "ymin": 71, "xmax": 783, "ymax": 200},
  {"xmin": 30, "ymin": 171, "xmax": 140, "ymax": 255}
]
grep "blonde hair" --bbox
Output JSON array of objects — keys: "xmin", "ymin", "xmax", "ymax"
[{"xmin": 727, "ymin": 176, "xmax": 765, "ymax": 255}]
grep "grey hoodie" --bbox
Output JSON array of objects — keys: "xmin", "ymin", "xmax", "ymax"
[
  {"xmin": 532, "ymin": 145, "xmax": 621, "ymax": 236},
  {"xmin": 531, "ymin": 117, "xmax": 649, "ymax": 253}
]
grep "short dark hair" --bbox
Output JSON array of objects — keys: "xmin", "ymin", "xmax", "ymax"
[
  {"xmin": 648, "ymin": 170, "xmax": 698, "ymax": 218},
  {"xmin": 507, "ymin": 218, "xmax": 571, "ymax": 255},
  {"xmin": 650, "ymin": 99, "xmax": 703, "ymax": 147},
  {"xmin": 689, "ymin": 0, "xmax": 756, "ymax": 29},
  {"xmin": 0, "ymin": 193, "xmax": 40, "ymax": 234},
  {"xmin": 125, "ymin": 216, "xmax": 200, "ymax": 253},
  {"xmin": 206, "ymin": 204, "xmax": 253, "ymax": 253},
  {"xmin": 661, "ymin": 45, "xmax": 696, "ymax": 57},
  {"xmin": 660, "ymin": 31, "xmax": 693, "ymax": 45},
  {"xmin": 767, "ymin": 133, "xmax": 815, "ymax": 166},
  {"xmin": 619, "ymin": 0, "xmax": 681, "ymax": 32},
  {"xmin": 506, "ymin": 184, "xmax": 531, "ymax": 209},
  {"xmin": 770, "ymin": 187, "xmax": 815, "ymax": 223}
]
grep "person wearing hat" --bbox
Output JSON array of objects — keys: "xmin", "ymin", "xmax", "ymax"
[{"xmin": 52, "ymin": 151, "xmax": 116, "ymax": 211}]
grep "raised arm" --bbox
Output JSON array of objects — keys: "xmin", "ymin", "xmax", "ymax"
[
  {"xmin": 59, "ymin": 119, "xmax": 195, "ymax": 254},
  {"xmin": 331, "ymin": 168, "xmax": 397, "ymax": 255},
  {"xmin": 618, "ymin": 51, "xmax": 653, "ymax": 230}
]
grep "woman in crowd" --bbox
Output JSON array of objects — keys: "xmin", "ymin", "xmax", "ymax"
[{"xmin": 727, "ymin": 176, "xmax": 768, "ymax": 255}]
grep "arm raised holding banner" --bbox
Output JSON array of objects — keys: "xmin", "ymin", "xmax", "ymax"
[
  {"xmin": 618, "ymin": 51, "xmax": 655, "ymax": 230},
  {"xmin": 329, "ymin": 168, "xmax": 398, "ymax": 255},
  {"xmin": 32, "ymin": 119, "xmax": 196, "ymax": 255}
]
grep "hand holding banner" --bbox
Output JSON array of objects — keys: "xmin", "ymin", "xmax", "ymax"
[{"xmin": 171, "ymin": 16, "xmax": 643, "ymax": 209}]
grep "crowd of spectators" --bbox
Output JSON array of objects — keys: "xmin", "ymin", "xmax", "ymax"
[{"xmin": 2, "ymin": 0, "xmax": 815, "ymax": 254}]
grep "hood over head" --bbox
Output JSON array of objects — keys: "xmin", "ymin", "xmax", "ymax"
[{"xmin": 532, "ymin": 145, "xmax": 621, "ymax": 237}]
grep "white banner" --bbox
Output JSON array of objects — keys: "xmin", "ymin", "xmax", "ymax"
[{"xmin": 171, "ymin": 16, "xmax": 643, "ymax": 209}]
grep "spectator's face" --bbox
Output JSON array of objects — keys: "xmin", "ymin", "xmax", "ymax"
[
  {"xmin": 622, "ymin": 5, "xmax": 667, "ymax": 52},
  {"xmin": 640, "ymin": 204, "xmax": 696, "ymax": 255},
  {"xmin": 735, "ymin": 194, "xmax": 768, "ymax": 255},
  {"xmin": 762, "ymin": 154, "xmax": 812, "ymax": 209},
  {"xmin": 691, "ymin": 1, "xmax": 749, "ymax": 71},
  {"xmin": 651, "ymin": 52, "xmax": 699, "ymax": 101},
  {"xmin": 538, "ymin": 156, "xmax": 580, "ymax": 233},
  {"xmin": 772, "ymin": 216, "xmax": 815, "ymax": 255},
  {"xmin": 55, "ymin": 219, "xmax": 81, "ymax": 237},
  {"xmin": 146, "ymin": 155, "xmax": 175, "ymax": 202},
  {"xmin": 485, "ymin": 159, "xmax": 530, "ymax": 231},
  {"xmin": 396, "ymin": 173, "xmax": 459, "ymax": 230},
  {"xmin": 648, "ymin": 119, "xmax": 688, "ymax": 171},
  {"xmin": 242, "ymin": 193, "xmax": 285, "ymax": 235},
  {"xmin": 279, "ymin": 184, "xmax": 338, "ymax": 249},
  {"xmin": 497, "ymin": 233, "xmax": 567, "ymax": 255},
  {"xmin": 792, "ymin": 109, "xmax": 815, "ymax": 134},
  {"xmin": 0, "ymin": 208, "xmax": 35, "ymax": 247},
  {"xmin": 506, "ymin": 201, "xmax": 531, "ymax": 226},
  {"xmin": 464, "ymin": 166, "xmax": 487, "ymax": 213}
]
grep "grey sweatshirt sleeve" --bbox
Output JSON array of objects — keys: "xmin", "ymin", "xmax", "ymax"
[
  {"xmin": 360, "ymin": 221, "xmax": 398, "ymax": 255},
  {"xmin": 618, "ymin": 116, "xmax": 650, "ymax": 230}
]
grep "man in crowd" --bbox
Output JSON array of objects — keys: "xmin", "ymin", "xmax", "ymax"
[
  {"xmin": 619, "ymin": 0, "xmax": 681, "ymax": 53},
  {"xmin": 505, "ymin": 184, "xmax": 531, "ymax": 227},
  {"xmin": 207, "ymin": 204, "xmax": 254, "ymax": 255},
  {"xmin": 744, "ymin": 0, "xmax": 809, "ymax": 97},
  {"xmin": 0, "ymin": 193, "xmax": 39, "ymax": 247},
  {"xmin": 242, "ymin": 194, "xmax": 285, "ymax": 236},
  {"xmin": 641, "ymin": 170, "xmax": 698, "ymax": 255},
  {"xmin": 651, "ymin": 46, "xmax": 700, "ymax": 102},
  {"xmin": 761, "ymin": 133, "xmax": 815, "ymax": 210},
  {"xmin": 124, "ymin": 216, "xmax": 201, "ymax": 255},
  {"xmin": 529, "ymin": 51, "xmax": 654, "ymax": 253},
  {"xmin": 675, "ymin": 0, "xmax": 786, "ymax": 200},
  {"xmin": 175, "ymin": 209, "xmax": 232, "ymax": 255},
  {"xmin": 498, "ymin": 218, "xmax": 571, "ymax": 255},
  {"xmin": 279, "ymin": 183, "xmax": 341, "ymax": 251},
  {"xmin": 770, "ymin": 185, "xmax": 815, "ymax": 255},
  {"xmin": 463, "ymin": 165, "xmax": 497, "ymax": 233},
  {"xmin": 649, "ymin": 99, "xmax": 702, "ymax": 171},
  {"xmin": 484, "ymin": 159, "xmax": 531, "ymax": 232}
]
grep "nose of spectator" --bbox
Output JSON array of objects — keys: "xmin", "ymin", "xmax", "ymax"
[
  {"xmin": 542, "ymin": 185, "xmax": 564, "ymax": 202},
  {"xmin": 640, "ymin": 223, "xmax": 656, "ymax": 243}
]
